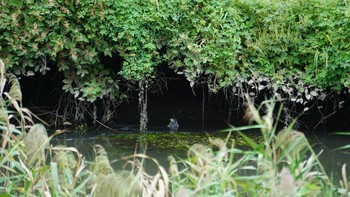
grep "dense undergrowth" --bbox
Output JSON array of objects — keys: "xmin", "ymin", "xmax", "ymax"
[
  {"xmin": 1, "ymin": 60, "xmax": 349, "ymax": 196},
  {"xmin": 1, "ymin": 0, "xmax": 349, "ymax": 111}
]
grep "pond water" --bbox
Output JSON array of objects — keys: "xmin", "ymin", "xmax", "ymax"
[{"xmin": 51, "ymin": 123, "xmax": 350, "ymax": 182}]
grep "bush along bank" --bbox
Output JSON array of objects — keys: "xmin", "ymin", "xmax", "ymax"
[{"xmin": 1, "ymin": 0, "xmax": 349, "ymax": 108}]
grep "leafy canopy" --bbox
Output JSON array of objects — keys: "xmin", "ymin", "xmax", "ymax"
[{"xmin": 1, "ymin": 0, "xmax": 349, "ymax": 102}]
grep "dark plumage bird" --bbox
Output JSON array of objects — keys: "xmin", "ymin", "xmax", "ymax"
[{"xmin": 167, "ymin": 118, "xmax": 179, "ymax": 132}]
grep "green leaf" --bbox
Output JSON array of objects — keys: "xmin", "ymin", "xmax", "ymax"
[{"xmin": 50, "ymin": 162, "xmax": 61, "ymax": 194}]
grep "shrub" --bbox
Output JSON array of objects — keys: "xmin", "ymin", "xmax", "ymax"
[{"xmin": 1, "ymin": 0, "xmax": 349, "ymax": 104}]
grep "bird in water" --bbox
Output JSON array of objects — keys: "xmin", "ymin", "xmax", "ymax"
[{"xmin": 167, "ymin": 118, "xmax": 179, "ymax": 132}]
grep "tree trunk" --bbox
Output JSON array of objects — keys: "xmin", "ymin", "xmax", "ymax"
[{"xmin": 139, "ymin": 80, "xmax": 148, "ymax": 132}]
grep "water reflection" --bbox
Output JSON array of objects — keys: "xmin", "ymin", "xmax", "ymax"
[
  {"xmin": 308, "ymin": 133, "xmax": 350, "ymax": 180},
  {"xmin": 52, "ymin": 125, "xmax": 350, "ymax": 183}
]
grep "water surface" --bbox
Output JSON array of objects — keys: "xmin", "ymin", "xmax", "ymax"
[{"xmin": 52, "ymin": 124, "xmax": 350, "ymax": 182}]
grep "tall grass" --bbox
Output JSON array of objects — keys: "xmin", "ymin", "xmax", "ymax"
[
  {"xmin": 0, "ymin": 59, "xmax": 91, "ymax": 196},
  {"xmin": 168, "ymin": 96, "xmax": 348, "ymax": 196},
  {"xmin": 0, "ymin": 59, "xmax": 169, "ymax": 196},
  {"xmin": 90, "ymin": 144, "xmax": 169, "ymax": 197}
]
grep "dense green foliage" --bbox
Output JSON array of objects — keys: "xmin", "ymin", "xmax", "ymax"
[{"xmin": 1, "ymin": 0, "xmax": 349, "ymax": 103}]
